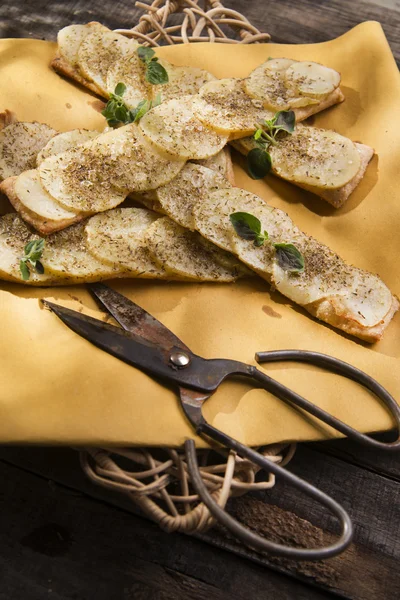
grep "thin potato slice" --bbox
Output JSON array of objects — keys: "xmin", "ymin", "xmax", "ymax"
[
  {"xmin": 285, "ymin": 61, "xmax": 341, "ymax": 99},
  {"xmin": 85, "ymin": 208, "xmax": 167, "ymax": 278},
  {"xmin": 244, "ymin": 58, "xmax": 297, "ymax": 110},
  {"xmin": 129, "ymin": 190, "xmax": 165, "ymax": 214},
  {"xmin": 90, "ymin": 124, "xmax": 186, "ymax": 191},
  {"xmin": 39, "ymin": 146, "xmax": 128, "ymax": 213},
  {"xmin": 106, "ymin": 51, "xmax": 150, "ymax": 108},
  {"xmin": 193, "ymin": 187, "xmax": 239, "ymax": 253},
  {"xmin": 155, "ymin": 163, "xmax": 230, "ymax": 230},
  {"xmin": 140, "ymin": 95, "xmax": 228, "ymax": 160},
  {"xmin": 227, "ymin": 191, "xmax": 298, "ymax": 276},
  {"xmin": 192, "ymin": 147, "xmax": 235, "ymax": 184},
  {"xmin": 77, "ymin": 29, "xmax": 139, "ymax": 95},
  {"xmin": 13, "ymin": 170, "xmax": 82, "ymax": 233},
  {"xmin": 37, "ymin": 129, "xmax": 100, "ymax": 165},
  {"xmin": 42, "ymin": 221, "xmax": 118, "ymax": 282},
  {"xmin": 57, "ymin": 23, "xmax": 107, "ymax": 67},
  {"xmin": 0, "ymin": 122, "xmax": 57, "ymax": 180},
  {"xmin": 269, "ymin": 125, "xmax": 361, "ymax": 190},
  {"xmin": 244, "ymin": 58, "xmax": 340, "ymax": 111},
  {"xmin": 192, "ymin": 79, "xmax": 272, "ymax": 139},
  {"xmin": 0, "ymin": 213, "xmax": 53, "ymax": 283},
  {"xmin": 152, "ymin": 60, "xmax": 216, "ymax": 102},
  {"xmin": 144, "ymin": 217, "xmax": 240, "ymax": 282}
]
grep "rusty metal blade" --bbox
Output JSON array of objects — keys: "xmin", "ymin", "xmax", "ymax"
[
  {"xmin": 42, "ymin": 300, "xmax": 184, "ymax": 385},
  {"xmin": 88, "ymin": 283, "xmax": 190, "ymax": 352}
]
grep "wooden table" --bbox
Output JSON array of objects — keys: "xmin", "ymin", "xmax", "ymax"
[{"xmin": 0, "ymin": 2, "xmax": 399, "ymax": 599}]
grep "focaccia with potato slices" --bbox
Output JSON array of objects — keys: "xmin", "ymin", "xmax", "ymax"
[
  {"xmin": 231, "ymin": 125, "xmax": 374, "ymax": 207},
  {"xmin": 193, "ymin": 187, "xmax": 398, "ymax": 342}
]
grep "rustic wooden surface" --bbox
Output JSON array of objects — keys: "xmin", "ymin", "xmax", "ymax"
[{"xmin": 1, "ymin": 1, "xmax": 400, "ymax": 599}]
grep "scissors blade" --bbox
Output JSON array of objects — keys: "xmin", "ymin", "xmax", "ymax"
[
  {"xmin": 42, "ymin": 300, "xmax": 191, "ymax": 385},
  {"xmin": 88, "ymin": 282, "xmax": 190, "ymax": 352}
]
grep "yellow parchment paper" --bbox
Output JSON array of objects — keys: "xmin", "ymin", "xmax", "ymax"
[{"xmin": 0, "ymin": 22, "xmax": 399, "ymax": 447}]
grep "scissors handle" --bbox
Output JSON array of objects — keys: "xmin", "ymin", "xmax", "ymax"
[
  {"xmin": 185, "ymin": 427, "xmax": 353, "ymax": 560},
  {"xmin": 252, "ymin": 350, "xmax": 400, "ymax": 451}
]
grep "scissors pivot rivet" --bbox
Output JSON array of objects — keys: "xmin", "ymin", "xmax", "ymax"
[{"xmin": 170, "ymin": 351, "xmax": 191, "ymax": 368}]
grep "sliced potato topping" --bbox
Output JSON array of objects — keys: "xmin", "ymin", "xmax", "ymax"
[
  {"xmin": 85, "ymin": 207, "xmax": 164, "ymax": 278},
  {"xmin": 106, "ymin": 51, "xmax": 150, "ymax": 108},
  {"xmin": 192, "ymin": 78, "xmax": 273, "ymax": 138},
  {"xmin": 90, "ymin": 124, "xmax": 186, "ymax": 191},
  {"xmin": 152, "ymin": 60, "xmax": 216, "ymax": 102},
  {"xmin": 39, "ymin": 124, "xmax": 185, "ymax": 213},
  {"xmin": 37, "ymin": 129, "xmax": 100, "ymax": 165},
  {"xmin": 0, "ymin": 213, "xmax": 52, "ymax": 283},
  {"xmin": 227, "ymin": 191, "xmax": 293, "ymax": 276},
  {"xmin": 57, "ymin": 23, "xmax": 107, "ymax": 67},
  {"xmin": 144, "ymin": 217, "xmax": 240, "ymax": 282},
  {"xmin": 39, "ymin": 146, "xmax": 128, "ymax": 214},
  {"xmin": 195, "ymin": 187, "xmax": 394, "ymax": 330},
  {"xmin": 269, "ymin": 125, "xmax": 361, "ymax": 190},
  {"xmin": 285, "ymin": 61, "xmax": 341, "ymax": 99},
  {"xmin": 272, "ymin": 237, "xmax": 393, "ymax": 328},
  {"xmin": 155, "ymin": 163, "xmax": 230, "ymax": 230},
  {"xmin": 42, "ymin": 221, "xmax": 118, "ymax": 282},
  {"xmin": 244, "ymin": 58, "xmax": 341, "ymax": 111},
  {"xmin": 0, "ymin": 122, "xmax": 57, "ymax": 181},
  {"xmin": 192, "ymin": 147, "xmax": 233, "ymax": 182},
  {"xmin": 193, "ymin": 187, "xmax": 239, "ymax": 253},
  {"xmin": 77, "ymin": 29, "xmax": 139, "ymax": 95},
  {"xmin": 140, "ymin": 95, "xmax": 228, "ymax": 160},
  {"xmin": 14, "ymin": 170, "xmax": 78, "ymax": 221}
]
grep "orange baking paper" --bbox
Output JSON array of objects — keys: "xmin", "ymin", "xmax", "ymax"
[{"xmin": 0, "ymin": 22, "xmax": 399, "ymax": 447}]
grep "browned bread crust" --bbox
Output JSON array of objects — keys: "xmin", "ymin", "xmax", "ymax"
[
  {"xmin": 51, "ymin": 54, "xmax": 106, "ymax": 98},
  {"xmin": 0, "ymin": 176, "xmax": 84, "ymax": 235}
]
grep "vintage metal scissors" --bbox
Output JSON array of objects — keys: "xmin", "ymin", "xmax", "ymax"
[{"xmin": 43, "ymin": 283, "xmax": 400, "ymax": 561}]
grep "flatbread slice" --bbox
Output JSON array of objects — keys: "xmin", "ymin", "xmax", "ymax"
[{"xmin": 193, "ymin": 187, "xmax": 398, "ymax": 342}]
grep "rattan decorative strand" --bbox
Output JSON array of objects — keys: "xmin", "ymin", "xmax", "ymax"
[
  {"xmin": 81, "ymin": 444, "xmax": 296, "ymax": 534},
  {"xmin": 114, "ymin": 0, "xmax": 271, "ymax": 46}
]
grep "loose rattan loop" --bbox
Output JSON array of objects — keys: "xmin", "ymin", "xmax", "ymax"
[
  {"xmin": 114, "ymin": 0, "xmax": 271, "ymax": 46},
  {"xmin": 80, "ymin": 444, "xmax": 296, "ymax": 534}
]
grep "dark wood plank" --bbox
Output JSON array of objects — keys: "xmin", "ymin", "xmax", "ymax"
[
  {"xmin": 0, "ymin": 0, "xmax": 399, "ymax": 65},
  {"xmin": 2, "ymin": 443, "xmax": 400, "ymax": 600},
  {"xmin": 312, "ymin": 432, "xmax": 400, "ymax": 481},
  {"xmin": 0, "ymin": 457, "xmax": 336, "ymax": 600},
  {"xmin": 225, "ymin": 0, "xmax": 400, "ymax": 65}
]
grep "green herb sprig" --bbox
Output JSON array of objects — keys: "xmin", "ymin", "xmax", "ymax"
[
  {"xmin": 247, "ymin": 110, "xmax": 295, "ymax": 180},
  {"xmin": 230, "ymin": 212, "xmax": 304, "ymax": 273},
  {"xmin": 137, "ymin": 47, "xmax": 169, "ymax": 85},
  {"xmin": 20, "ymin": 239, "xmax": 45, "ymax": 281},
  {"xmin": 101, "ymin": 83, "xmax": 162, "ymax": 127}
]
